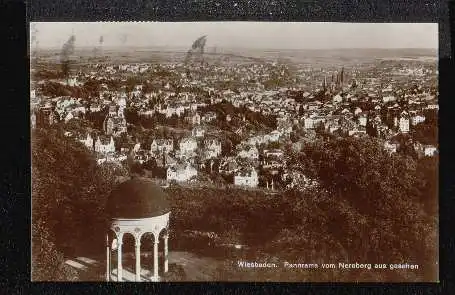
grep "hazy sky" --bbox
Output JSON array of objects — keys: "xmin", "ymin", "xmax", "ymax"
[{"xmin": 31, "ymin": 22, "xmax": 438, "ymax": 50}]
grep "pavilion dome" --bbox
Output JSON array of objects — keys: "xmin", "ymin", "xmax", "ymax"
[{"xmin": 107, "ymin": 176, "xmax": 171, "ymax": 219}]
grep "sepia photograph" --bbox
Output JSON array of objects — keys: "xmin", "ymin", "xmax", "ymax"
[{"xmin": 30, "ymin": 22, "xmax": 438, "ymax": 282}]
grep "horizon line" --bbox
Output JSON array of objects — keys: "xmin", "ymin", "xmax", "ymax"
[{"xmin": 35, "ymin": 46, "xmax": 438, "ymax": 50}]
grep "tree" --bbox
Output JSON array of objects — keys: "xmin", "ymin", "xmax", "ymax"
[
  {"xmin": 143, "ymin": 158, "xmax": 157, "ymax": 171},
  {"xmin": 32, "ymin": 219, "xmax": 78, "ymax": 281},
  {"xmin": 298, "ymin": 104, "xmax": 304, "ymax": 116},
  {"xmin": 32, "ymin": 128, "xmax": 116, "ymax": 280},
  {"xmin": 124, "ymin": 107, "xmax": 139, "ymax": 126},
  {"xmin": 412, "ymin": 122, "xmax": 437, "ymax": 146},
  {"xmin": 296, "ymin": 136, "xmax": 437, "ymax": 281}
]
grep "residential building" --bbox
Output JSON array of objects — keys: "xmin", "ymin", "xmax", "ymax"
[
  {"xmin": 268, "ymin": 130, "xmax": 281, "ymax": 142},
  {"xmin": 358, "ymin": 113, "xmax": 368, "ymax": 127},
  {"xmin": 263, "ymin": 149, "xmax": 284, "ymax": 158},
  {"xmin": 150, "ymin": 139, "xmax": 174, "ymax": 154},
  {"xmin": 167, "ymin": 164, "xmax": 198, "ymax": 182},
  {"xmin": 399, "ymin": 112, "xmax": 410, "ymax": 133},
  {"xmin": 202, "ymin": 111, "xmax": 217, "ymax": 123},
  {"xmin": 234, "ymin": 168, "xmax": 259, "ymax": 188},
  {"xmin": 179, "ymin": 137, "xmax": 198, "ymax": 154},
  {"xmin": 303, "ymin": 115, "xmax": 324, "ymax": 130},
  {"xmin": 332, "ymin": 94, "xmax": 343, "ymax": 104},
  {"xmin": 192, "ymin": 126, "xmax": 206, "ymax": 138},
  {"xmin": 184, "ymin": 112, "xmax": 201, "ymax": 125},
  {"xmin": 80, "ymin": 133, "xmax": 94, "ymax": 150},
  {"xmin": 237, "ymin": 145, "xmax": 259, "ymax": 160},
  {"xmin": 203, "ymin": 138, "xmax": 222, "ymax": 158},
  {"xmin": 424, "ymin": 145, "xmax": 438, "ymax": 157},
  {"xmin": 95, "ymin": 136, "xmax": 116, "ymax": 154},
  {"xmin": 132, "ymin": 142, "xmax": 141, "ymax": 153},
  {"xmin": 384, "ymin": 141, "xmax": 399, "ymax": 153},
  {"xmin": 103, "ymin": 104, "xmax": 127, "ymax": 136},
  {"xmin": 411, "ymin": 114, "xmax": 426, "ymax": 126}
]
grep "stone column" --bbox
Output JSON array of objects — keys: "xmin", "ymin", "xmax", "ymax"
[
  {"xmin": 152, "ymin": 238, "xmax": 159, "ymax": 280},
  {"xmin": 163, "ymin": 234, "xmax": 169, "ymax": 273},
  {"xmin": 106, "ymin": 234, "xmax": 110, "ymax": 281},
  {"xmin": 135, "ymin": 237, "xmax": 141, "ymax": 282},
  {"xmin": 117, "ymin": 234, "xmax": 123, "ymax": 282}
]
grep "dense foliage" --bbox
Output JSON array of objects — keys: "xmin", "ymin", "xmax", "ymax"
[
  {"xmin": 296, "ymin": 136, "xmax": 437, "ymax": 281},
  {"xmin": 39, "ymin": 81, "xmax": 99, "ymax": 100},
  {"xmin": 32, "ymin": 128, "xmax": 117, "ymax": 280},
  {"xmin": 166, "ymin": 135, "xmax": 438, "ymax": 282},
  {"xmin": 411, "ymin": 109, "xmax": 438, "ymax": 146},
  {"xmin": 32, "ymin": 126, "xmax": 437, "ymax": 282}
]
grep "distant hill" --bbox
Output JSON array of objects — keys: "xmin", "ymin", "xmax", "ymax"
[{"xmin": 33, "ymin": 47, "xmax": 437, "ymax": 66}]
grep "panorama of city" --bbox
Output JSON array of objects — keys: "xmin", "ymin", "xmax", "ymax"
[{"xmin": 31, "ymin": 22, "xmax": 439, "ymax": 282}]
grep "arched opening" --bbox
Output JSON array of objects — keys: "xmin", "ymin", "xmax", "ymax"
[
  {"xmin": 120, "ymin": 232, "xmax": 136, "ymax": 281},
  {"xmin": 140, "ymin": 232, "xmax": 156, "ymax": 279}
]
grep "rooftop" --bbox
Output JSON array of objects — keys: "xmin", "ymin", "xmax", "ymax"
[{"xmin": 106, "ymin": 176, "xmax": 171, "ymax": 219}]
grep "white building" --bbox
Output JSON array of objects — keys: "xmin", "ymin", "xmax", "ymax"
[
  {"xmin": 167, "ymin": 164, "xmax": 198, "ymax": 182},
  {"xmin": 399, "ymin": 112, "xmax": 410, "ymax": 133},
  {"xmin": 64, "ymin": 111, "xmax": 75, "ymax": 123},
  {"xmin": 66, "ymin": 77, "xmax": 80, "ymax": 87},
  {"xmin": 424, "ymin": 145, "xmax": 437, "ymax": 157},
  {"xmin": 234, "ymin": 168, "xmax": 259, "ymax": 188},
  {"xmin": 382, "ymin": 95, "xmax": 396, "ymax": 103},
  {"xmin": 384, "ymin": 141, "xmax": 399, "ymax": 153},
  {"xmin": 358, "ymin": 114, "xmax": 368, "ymax": 127},
  {"xmin": 237, "ymin": 145, "xmax": 259, "ymax": 160},
  {"xmin": 354, "ymin": 107, "xmax": 363, "ymax": 116},
  {"xmin": 202, "ymin": 112, "xmax": 217, "ymax": 123},
  {"xmin": 268, "ymin": 130, "xmax": 281, "ymax": 142},
  {"xmin": 411, "ymin": 115, "xmax": 426, "ymax": 126},
  {"xmin": 332, "ymin": 94, "xmax": 343, "ymax": 104},
  {"xmin": 203, "ymin": 138, "xmax": 222, "ymax": 158},
  {"xmin": 179, "ymin": 137, "xmax": 198, "ymax": 154},
  {"xmin": 303, "ymin": 115, "xmax": 324, "ymax": 130},
  {"xmin": 188, "ymin": 113, "xmax": 201, "ymax": 125},
  {"xmin": 192, "ymin": 126, "xmax": 206, "ymax": 138},
  {"xmin": 133, "ymin": 142, "xmax": 141, "ymax": 153},
  {"xmin": 151, "ymin": 139, "xmax": 174, "ymax": 154},
  {"xmin": 90, "ymin": 104, "xmax": 102, "ymax": 112},
  {"xmin": 263, "ymin": 149, "xmax": 284, "ymax": 158},
  {"xmin": 80, "ymin": 133, "xmax": 94, "ymax": 150},
  {"xmin": 95, "ymin": 136, "xmax": 116, "ymax": 154}
]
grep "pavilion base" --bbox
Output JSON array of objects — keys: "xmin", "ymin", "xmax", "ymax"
[
  {"xmin": 110, "ymin": 268, "xmax": 161, "ymax": 282},
  {"xmin": 149, "ymin": 275, "xmax": 160, "ymax": 282}
]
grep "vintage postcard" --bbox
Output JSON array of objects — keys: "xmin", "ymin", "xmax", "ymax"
[{"xmin": 30, "ymin": 22, "xmax": 438, "ymax": 282}]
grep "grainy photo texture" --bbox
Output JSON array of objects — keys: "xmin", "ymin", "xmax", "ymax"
[{"xmin": 30, "ymin": 22, "xmax": 438, "ymax": 282}]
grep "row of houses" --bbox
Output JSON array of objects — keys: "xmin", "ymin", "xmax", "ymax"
[{"xmin": 300, "ymin": 109, "xmax": 420, "ymax": 135}]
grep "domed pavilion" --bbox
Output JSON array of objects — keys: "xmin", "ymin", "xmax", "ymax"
[{"xmin": 105, "ymin": 177, "xmax": 171, "ymax": 282}]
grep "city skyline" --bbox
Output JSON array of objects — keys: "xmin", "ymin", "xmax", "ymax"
[{"xmin": 31, "ymin": 22, "xmax": 438, "ymax": 50}]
